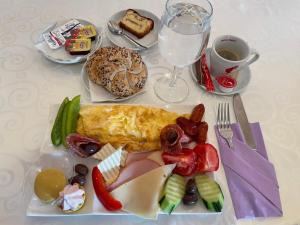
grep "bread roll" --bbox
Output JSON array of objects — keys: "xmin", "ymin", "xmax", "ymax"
[{"xmin": 86, "ymin": 47, "xmax": 147, "ymax": 97}]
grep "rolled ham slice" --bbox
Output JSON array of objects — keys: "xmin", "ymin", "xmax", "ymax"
[{"xmin": 107, "ymin": 159, "xmax": 160, "ymax": 192}]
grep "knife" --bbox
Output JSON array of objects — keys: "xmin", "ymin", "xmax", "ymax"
[{"xmin": 233, "ymin": 93, "xmax": 256, "ymax": 150}]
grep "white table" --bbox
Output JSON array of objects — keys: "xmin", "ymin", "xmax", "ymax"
[{"xmin": 0, "ymin": 0, "xmax": 299, "ymax": 224}]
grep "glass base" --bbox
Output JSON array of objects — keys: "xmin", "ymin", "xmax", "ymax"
[{"xmin": 154, "ymin": 76, "xmax": 189, "ymax": 103}]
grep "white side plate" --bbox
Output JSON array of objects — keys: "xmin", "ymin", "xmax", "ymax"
[
  {"xmin": 107, "ymin": 9, "xmax": 160, "ymax": 51},
  {"xmin": 35, "ymin": 19, "xmax": 103, "ymax": 64}
]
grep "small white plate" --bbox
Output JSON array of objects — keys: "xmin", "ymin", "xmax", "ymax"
[
  {"xmin": 81, "ymin": 61, "xmax": 147, "ymax": 102},
  {"xmin": 190, "ymin": 48, "xmax": 251, "ymax": 96},
  {"xmin": 35, "ymin": 19, "xmax": 103, "ymax": 64},
  {"xmin": 107, "ymin": 9, "xmax": 160, "ymax": 51}
]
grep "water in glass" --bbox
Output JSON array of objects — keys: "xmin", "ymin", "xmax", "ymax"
[{"xmin": 158, "ymin": 3, "xmax": 211, "ymax": 67}]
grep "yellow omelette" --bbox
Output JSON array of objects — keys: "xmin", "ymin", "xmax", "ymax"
[{"xmin": 76, "ymin": 105, "xmax": 186, "ymax": 152}]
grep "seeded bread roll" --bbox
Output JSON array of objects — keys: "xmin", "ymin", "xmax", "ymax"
[
  {"xmin": 86, "ymin": 47, "xmax": 147, "ymax": 97},
  {"xmin": 119, "ymin": 9, "xmax": 154, "ymax": 39}
]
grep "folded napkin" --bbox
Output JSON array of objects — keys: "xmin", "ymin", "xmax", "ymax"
[{"xmin": 215, "ymin": 122, "xmax": 283, "ymax": 219}]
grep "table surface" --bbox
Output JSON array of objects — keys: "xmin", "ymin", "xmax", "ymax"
[{"xmin": 0, "ymin": 0, "xmax": 300, "ymax": 224}]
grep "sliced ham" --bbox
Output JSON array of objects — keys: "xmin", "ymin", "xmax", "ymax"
[
  {"xmin": 107, "ymin": 159, "xmax": 160, "ymax": 192},
  {"xmin": 125, "ymin": 151, "xmax": 153, "ymax": 165}
]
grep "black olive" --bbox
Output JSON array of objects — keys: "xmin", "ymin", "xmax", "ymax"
[
  {"xmin": 186, "ymin": 178, "xmax": 197, "ymax": 194},
  {"xmin": 69, "ymin": 174, "xmax": 86, "ymax": 186},
  {"xmin": 183, "ymin": 193, "xmax": 198, "ymax": 205},
  {"xmin": 80, "ymin": 142, "xmax": 100, "ymax": 156},
  {"xmin": 75, "ymin": 164, "xmax": 89, "ymax": 176}
]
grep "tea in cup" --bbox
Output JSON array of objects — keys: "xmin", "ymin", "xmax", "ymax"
[{"xmin": 210, "ymin": 35, "xmax": 259, "ymax": 77}]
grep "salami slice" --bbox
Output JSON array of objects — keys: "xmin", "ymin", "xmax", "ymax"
[
  {"xmin": 66, "ymin": 133, "xmax": 104, "ymax": 158},
  {"xmin": 160, "ymin": 124, "xmax": 191, "ymax": 153}
]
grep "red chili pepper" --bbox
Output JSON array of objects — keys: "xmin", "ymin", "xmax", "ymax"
[
  {"xmin": 193, "ymin": 143, "xmax": 219, "ymax": 172},
  {"xmin": 92, "ymin": 167, "xmax": 122, "ymax": 211},
  {"xmin": 162, "ymin": 149, "xmax": 197, "ymax": 176}
]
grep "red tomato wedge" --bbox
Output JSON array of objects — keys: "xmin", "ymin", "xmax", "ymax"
[
  {"xmin": 162, "ymin": 149, "xmax": 196, "ymax": 176},
  {"xmin": 193, "ymin": 143, "xmax": 219, "ymax": 172}
]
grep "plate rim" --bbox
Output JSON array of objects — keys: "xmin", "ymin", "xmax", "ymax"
[{"xmin": 106, "ymin": 9, "xmax": 160, "ymax": 51}]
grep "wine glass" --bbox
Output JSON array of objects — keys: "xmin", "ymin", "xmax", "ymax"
[{"xmin": 154, "ymin": 0, "xmax": 213, "ymax": 103}]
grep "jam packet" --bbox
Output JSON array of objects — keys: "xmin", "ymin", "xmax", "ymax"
[
  {"xmin": 65, "ymin": 38, "xmax": 91, "ymax": 55},
  {"xmin": 70, "ymin": 25, "xmax": 97, "ymax": 41}
]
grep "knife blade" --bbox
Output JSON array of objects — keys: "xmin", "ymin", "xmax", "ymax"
[{"xmin": 233, "ymin": 93, "xmax": 256, "ymax": 150}]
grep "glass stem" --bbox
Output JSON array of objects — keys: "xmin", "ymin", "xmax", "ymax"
[{"xmin": 169, "ymin": 66, "xmax": 181, "ymax": 87}]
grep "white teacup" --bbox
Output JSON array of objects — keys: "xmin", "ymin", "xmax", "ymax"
[{"xmin": 210, "ymin": 35, "xmax": 259, "ymax": 77}]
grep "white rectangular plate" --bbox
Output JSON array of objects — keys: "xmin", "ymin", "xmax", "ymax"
[{"xmin": 26, "ymin": 104, "xmax": 222, "ymax": 218}]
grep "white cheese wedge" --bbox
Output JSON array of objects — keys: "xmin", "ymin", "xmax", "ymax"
[
  {"xmin": 92, "ymin": 143, "xmax": 115, "ymax": 161},
  {"xmin": 111, "ymin": 164, "xmax": 176, "ymax": 219},
  {"xmin": 92, "ymin": 143, "xmax": 127, "ymax": 166},
  {"xmin": 120, "ymin": 149, "xmax": 128, "ymax": 167},
  {"xmin": 97, "ymin": 149, "xmax": 123, "ymax": 185},
  {"xmin": 147, "ymin": 151, "xmax": 164, "ymax": 166}
]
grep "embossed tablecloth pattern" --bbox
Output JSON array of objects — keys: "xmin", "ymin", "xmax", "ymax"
[{"xmin": 0, "ymin": 0, "xmax": 300, "ymax": 225}]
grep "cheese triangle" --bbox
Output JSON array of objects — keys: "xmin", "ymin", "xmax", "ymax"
[{"xmin": 111, "ymin": 164, "xmax": 176, "ymax": 219}]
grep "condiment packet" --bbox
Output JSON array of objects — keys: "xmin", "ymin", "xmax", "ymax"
[
  {"xmin": 70, "ymin": 25, "xmax": 97, "ymax": 40},
  {"xmin": 43, "ymin": 19, "xmax": 82, "ymax": 49},
  {"xmin": 42, "ymin": 33, "xmax": 61, "ymax": 49},
  {"xmin": 53, "ymin": 19, "xmax": 81, "ymax": 37}
]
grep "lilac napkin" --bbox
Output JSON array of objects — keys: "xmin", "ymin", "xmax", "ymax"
[{"xmin": 215, "ymin": 122, "xmax": 283, "ymax": 219}]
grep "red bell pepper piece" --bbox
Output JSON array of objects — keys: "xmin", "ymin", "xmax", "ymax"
[
  {"xmin": 162, "ymin": 149, "xmax": 197, "ymax": 176},
  {"xmin": 193, "ymin": 143, "xmax": 219, "ymax": 172},
  {"xmin": 92, "ymin": 167, "xmax": 122, "ymax": 211}
]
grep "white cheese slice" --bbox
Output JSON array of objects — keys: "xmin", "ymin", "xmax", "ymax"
[
  {"xmin": 92, "ymin": 143, "xmax": 116, "ymax": 161},
  {"xmin": 120, "ymin": 150, "xmax": 128, "ymax": 167},
  {"xmin": 147, "ymin": 151, "xmax": 164, "ymax": 166},
  {"xmin": 92, "ymin": 143, "xmax": 128, "ymax": 167},
  {"xmin": 97, "ymin": 149, "xmax": 123, "ymax": 185},
  {"xmin": 111, "ymin": 164, "xmax": 176, "ymax": 219}
]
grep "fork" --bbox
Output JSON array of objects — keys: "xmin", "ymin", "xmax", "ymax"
[{"xmin": 217, "ymin": 102, "xmax": 234, "ymax": 149}]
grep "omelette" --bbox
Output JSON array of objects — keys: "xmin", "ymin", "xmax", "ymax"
[{"xmin": 76, "ymin": 105, "xmax": 186, "ymax": 152}]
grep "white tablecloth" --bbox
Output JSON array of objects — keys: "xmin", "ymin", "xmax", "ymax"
[{"xmin": 0, "ymin": 0, "xmax": 299, "ymax": 224}]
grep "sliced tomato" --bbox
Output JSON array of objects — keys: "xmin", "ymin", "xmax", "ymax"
[
  {"xmin": 162, "ymin": 149, "xmax": 196, "ymax": 176},
  {"xmin": 193, "ymin": 143, "xmax": 219, "ymax": 172}
]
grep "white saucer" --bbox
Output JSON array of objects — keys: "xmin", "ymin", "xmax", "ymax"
[
  {"xmin": 190, "ymin": 48, "xmax": 251, "ymax": 96},
  {"xmin": 106, "ymin": 9, "xmax": 160, "ymax": 51},
  {"xmin": 35, "ymin": 19, "xmax": 103, "ymax": 64}
]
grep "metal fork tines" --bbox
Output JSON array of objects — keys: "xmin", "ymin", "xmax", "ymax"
[{"xmin": 217, "ymin": 103, "xmax": 234, "ymax": 149}]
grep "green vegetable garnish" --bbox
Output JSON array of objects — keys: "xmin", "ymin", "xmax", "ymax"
[{"xmin": 51, "ymin": 97, "xmax": 69, "ymax": 146}]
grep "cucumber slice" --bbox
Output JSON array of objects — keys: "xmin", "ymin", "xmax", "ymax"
[
  {"xmin": 195, "ymin": 174, "xmax": 224, "ymax": 212},
  {"xmin": 160, "ymin": 174, "xmax": 185, "ymax": 214}
]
